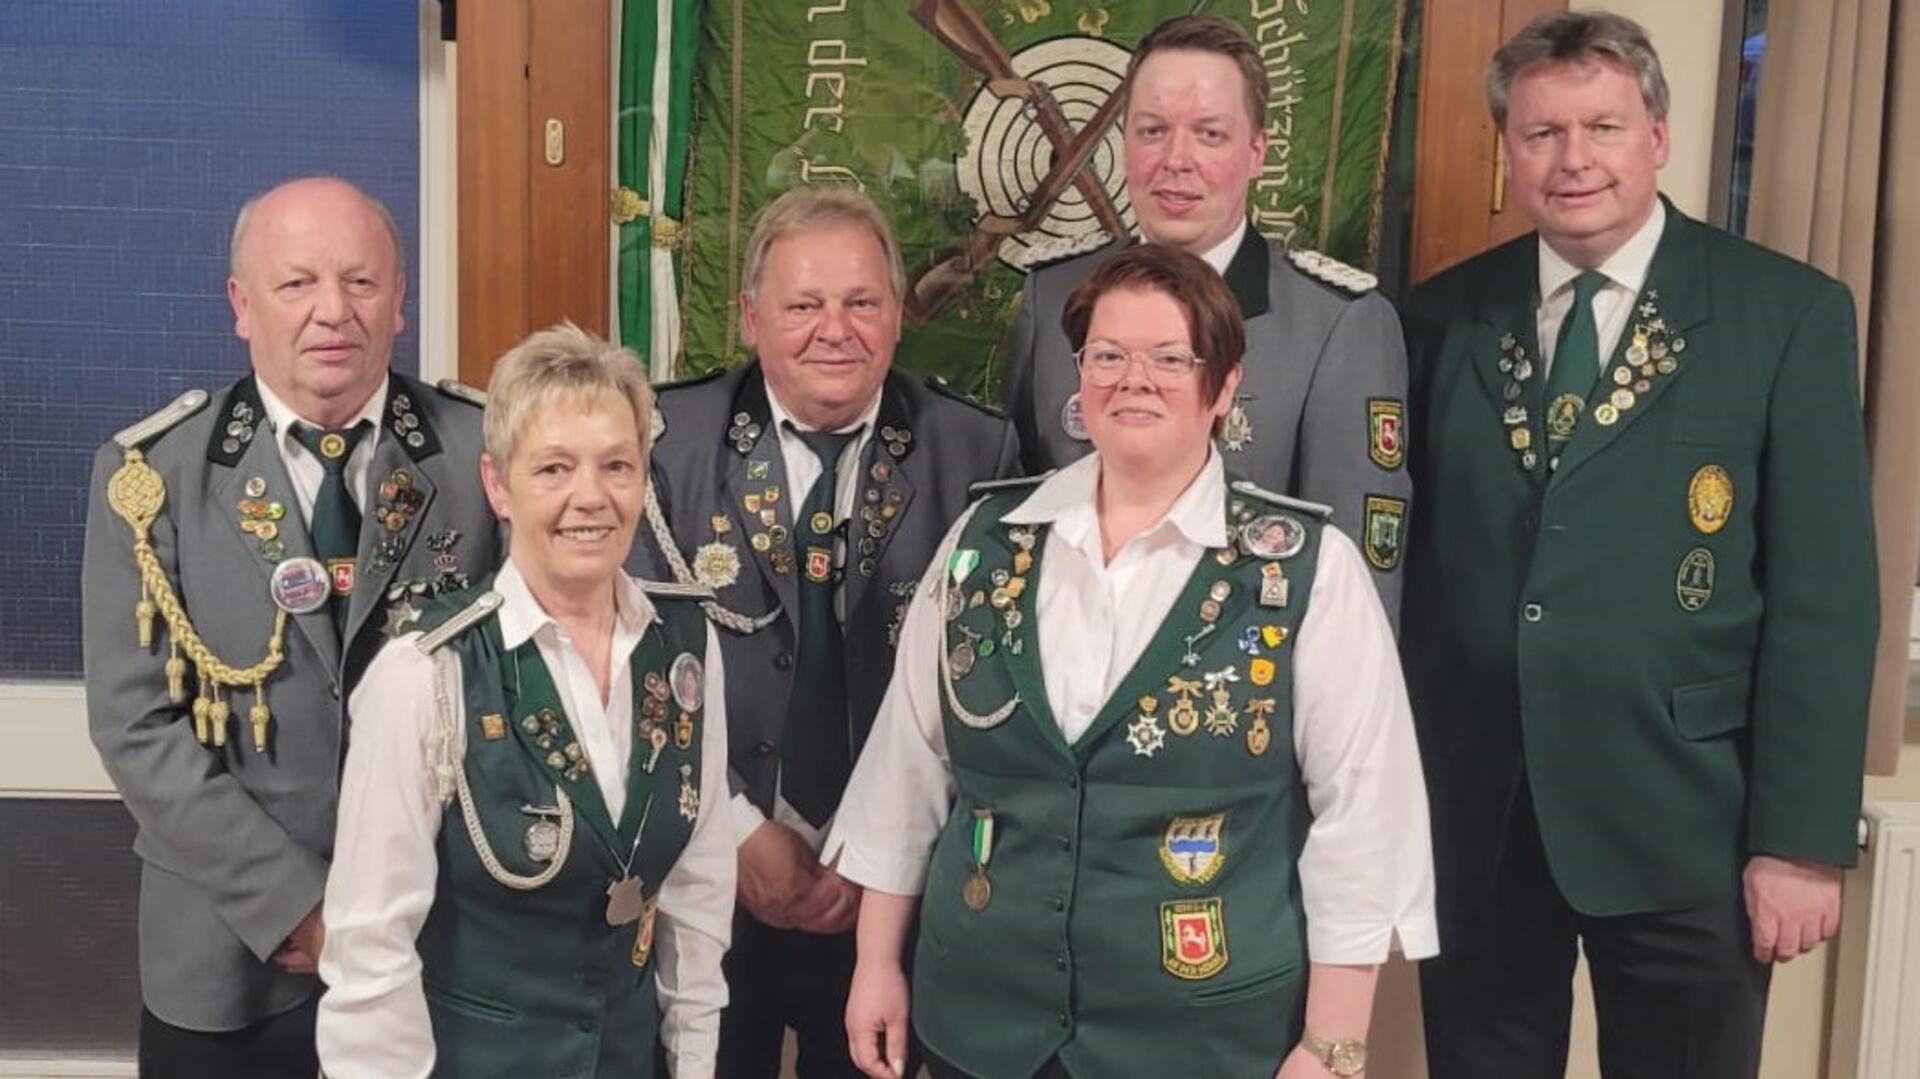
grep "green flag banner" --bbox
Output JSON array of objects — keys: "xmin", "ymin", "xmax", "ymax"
[{"xmin": 675, "ymin": 0, "xmax": 1405, "ymax": 395}]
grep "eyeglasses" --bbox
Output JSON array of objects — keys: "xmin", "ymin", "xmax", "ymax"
[{"xmin": 1073, "ymin": 342, "xmax": 1206, "ymax": 387}]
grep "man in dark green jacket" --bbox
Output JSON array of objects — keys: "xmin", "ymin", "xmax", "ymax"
[{"xmin": 1400, "ymin": 12, "xmax": 1877, "ymax": 1079}]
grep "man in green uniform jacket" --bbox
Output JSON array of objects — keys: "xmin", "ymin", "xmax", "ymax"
[{"xmin": 1400, "ymin": 12, "xmax": 1877, "ymax": 1078}]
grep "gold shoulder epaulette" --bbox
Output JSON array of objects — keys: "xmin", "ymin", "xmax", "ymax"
[
  {"xmin": 435, "ymin": 379, "xmax": 488, "ymax": 408},
  {"xmin": 641, "ymin": 579, "xmax": 716, "ymax": 601},
  {"xmin": 1230, "ymin": 479, "xmax": 1333, "ymax": 519},
  {"xmin": 113, "ymin": 390, "xmax": 209, "ymax": 450},
  {"xmin": 1287, "ymin": 249, "xmax": 1378, "ymax": 294},
  {"xmin": 415, "ymin": 592, "xmax": 505, "ymax": 654}
]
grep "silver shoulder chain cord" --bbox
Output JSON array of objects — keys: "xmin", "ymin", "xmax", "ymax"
[
  {"xmin": 931, "ymin": 504, "xmax": 1018, "ymax": 730},
  {"xmin": 644, "ymin": 485, "xmax": 780, "ymax": 634},
  {"xmin": 431, "ymin": 648, "xmax": 573, "ymax": 890}
]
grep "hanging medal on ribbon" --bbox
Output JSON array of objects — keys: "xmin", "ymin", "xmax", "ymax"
[{"xmin": 964, "ymin": 807, "xmax": 995, "ymax": 912}]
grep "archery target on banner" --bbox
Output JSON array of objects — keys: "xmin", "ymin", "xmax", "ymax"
[{"xmin": 957, "ymin": 36, "xmax": 1135, "ymax": 271}]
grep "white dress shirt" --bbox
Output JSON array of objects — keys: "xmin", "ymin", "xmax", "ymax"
[
  {"xmin": 823, "ymin": 451, "xmax": 1438, "ymax": 964},
  {"xmin": 1537, "ymin": 199, "xmax": 1667, "ymax": 377},
  {"xmin": 254, "ymin": 378, "xmax": 388, "ymax": 520},
  {"xmin": 730, "ymin": 386, "xmax": 883, "ymax": 850},
  {"xmin": 1196, "ymin": 217, "xmax": 1251, "ymax": 276},
  {"xmin": 317, "ymin": 558, "xmax": 735, "ymax": 1078}
]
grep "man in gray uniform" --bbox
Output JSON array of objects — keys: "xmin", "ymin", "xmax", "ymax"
[
  {"xmin": 632, "ymin": 185, "xmax": 1019, "ymax": 1078},
  {"xmin": 1001, "ymin": 14, "xmax": 1411, "ymax": 616},
  {"xmin": 82, "ymin": 176, "xmax": 500, "ymax": 1077}
]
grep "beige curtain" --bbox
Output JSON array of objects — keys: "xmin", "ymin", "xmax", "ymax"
[{"xmin": 1748, "ymin": 0, "xmax": 1917, "ymax": 776}]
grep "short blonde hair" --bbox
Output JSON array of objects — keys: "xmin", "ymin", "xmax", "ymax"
[
  {"xmin": 740, "ymin": 185, "xmax": 907, "ymax": 303},
  {"xmin": 483, "ymin": 322, "xmax": 654, "ymax": 467}
]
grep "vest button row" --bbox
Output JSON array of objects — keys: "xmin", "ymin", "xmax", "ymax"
[
  {"xmin": 1522, "ymin": 602, "xmax": 1543, "ymax": 623},
  {"xmin": 1051, "ymin": 896, "xmax": 1066, "ymax": 913},
  {"xmin": 1056, "ymin": 1012, "xmax": 1070, "ymax": 1028},
  {"xmin": 1055, "ymin": 954, "xmax": 1068, "ymax": 971},
  {"xmin": 751, "ymin": 740, "xmax": 776, "ymax": 758},
  {"xmin": 773, "ymin": 651, "xmax": 793, "ymax": 670}
]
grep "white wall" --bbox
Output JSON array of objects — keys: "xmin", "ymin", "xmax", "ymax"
[{"xmin": 1608, "ymin": 0, "xmax": 1728, "ymax": 218}]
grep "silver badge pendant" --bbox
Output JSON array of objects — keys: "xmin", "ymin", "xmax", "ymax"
[
  {"xmin": 1060, "ymin": 392, "xmax": 1090, "ymax": 442},
  {"xmin": 606, "ymin": 876, "xmax": 645, "ymax": 926},
  {"xmin": 524, "ymin": 820, "xmax": 561, "ymax": 863}
]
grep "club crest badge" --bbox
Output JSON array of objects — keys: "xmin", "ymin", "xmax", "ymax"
[
  {"xmin": 1363, "ymin": 495, "xmax": 1407, "ymax": 571},
  {"xmin": 1688, "ymin": 464, "xmax": 1733, "ymax": 535},
  {"xmin": 1159, "ymin": 814, "xmax": 1226, "ymax": 885},
  {"xmin": 1676, "ymin": 546, "xmax": 1716, "ymax": 612},
  {"xmin": 1367, "ymin": 398, "xmax": 1404, "ymax": 470},
  {"xmin": 1160, "ymin": 897, "xmax": 1229, "ymax": 980},
  {"xmin": 692, "ymin": 542, "xmax": 741, "ymax": 589}
]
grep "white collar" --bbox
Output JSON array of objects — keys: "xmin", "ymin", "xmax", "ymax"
[
  {"xmin": 1538, "ymin": 198, "xmax": 1667, "ymax": 300},
  {"xmin": 1002, "ymin": 448, "xmax": 1229, "ymax": 552},
  {"xmin": 493, "ymin": 556, "xmax": 655, "ymax": 651},
  {"xmin": 765, "ymin": 379, "xmax": 883, "ymax": 437},
  {"xmin": 255, "ymin": 375, "xmax": 388, "ymax": 440},
  {"xmin": 1197, "ymin": 218, "xmax": 1251, "ymax": 276}
]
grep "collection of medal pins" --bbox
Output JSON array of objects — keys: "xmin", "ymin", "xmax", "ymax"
[
  {"xmin": 720, "ymin": 431, "xmax": 910, "ymax": 584},
  {"xmin": 1499, "ymin": 290, "xmax": 1686, "ymax": 473},
  {"xmin": 386, "ymin": 390, "xmax": 432, "ymax": 450},
  {"xmin": 367, "ymin": 468, "xmax": 425, "ymax": 576}
]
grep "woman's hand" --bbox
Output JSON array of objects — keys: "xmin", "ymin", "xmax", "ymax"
[{"xmin": 845, "ymin": 958, "xmax": 911, "ymax": 1079}]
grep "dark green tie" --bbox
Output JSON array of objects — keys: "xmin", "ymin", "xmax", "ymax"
[
  {"xmin": 1542, "ymin": 270, "xmax": 1609, "ymax": 453},
  {"xmin": 291, "ymin": 420, "xmax": 371, "ymax": 625},
  {"xmin": 783, "ymin": 426, "xmax": 858, "ymax": 826}
]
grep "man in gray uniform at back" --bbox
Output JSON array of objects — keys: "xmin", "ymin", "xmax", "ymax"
[
  {"xmin": 633, "ymin": 184, "xmax": 1019, "ymax": 1078},
  {"xmin": 1002, "ymin": 14, "xmax": 1411, "ymax": 617},
  {"xmin": 82, "ymin": 176, "xmax": 500, "ymax": 1077}
]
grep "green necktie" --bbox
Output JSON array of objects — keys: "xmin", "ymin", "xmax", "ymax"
[
  {"xmin": 291, "ymin": 420, "xmax": 372, "ymax": 625},
  {"xmin": 1542, "ymin": 270, "xmax": 1609, "ymax": 452},
  {"xmin": 783, "ymin": 425, "xmax": 858, "ymax": 827}
]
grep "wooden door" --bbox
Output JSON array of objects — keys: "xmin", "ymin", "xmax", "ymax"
[
  {"xmin": 1410, "ymin": 0, "xmax": 1567, "ymax": 283},
  {"xmin": 457, "ymin": 0, "xmax": 611, "ymax": 387}
]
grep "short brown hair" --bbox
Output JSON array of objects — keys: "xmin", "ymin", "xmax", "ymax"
[
  {"xmin": 1487, "ymin": 11, "xmax": 1669, "ymax": 128},
  {"xmin": 1061, "ymin": 245, "xmax": 1244, "ymax": 400},
  {"xmin": 1125, "ymin": 15, "xmax": 1269, "ymax": 135}
]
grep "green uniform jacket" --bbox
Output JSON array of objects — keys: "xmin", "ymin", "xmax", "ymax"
[
  {"xmin": 1400, "ymin": 200, "xmax": 1876, "ymax": 941},
  {"xmin": 411, "ymin": 582, "xmax": 707, "ymax": 1079},
  {"xmin": 914, "ymin": 483, "xmax": 1321, "ymax": 1079}
]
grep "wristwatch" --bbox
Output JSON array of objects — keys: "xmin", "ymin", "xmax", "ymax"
[{"xmin": 1301, "ymin": 1030, "xmax": 1367, "ymax": 1076}]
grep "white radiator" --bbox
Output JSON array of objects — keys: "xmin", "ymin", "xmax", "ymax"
[{"xmin": 1828, "ymin": 800, "xmax": 1920, "ymax": 1079}]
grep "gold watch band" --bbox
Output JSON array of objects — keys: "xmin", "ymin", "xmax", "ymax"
[{"xmin": 1301, "ymin": 1030, "xmax": 1368, "ymax": 1076}]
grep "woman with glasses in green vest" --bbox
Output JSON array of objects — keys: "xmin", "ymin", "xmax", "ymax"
[
  {"xmin": 316, "ymin": 323, "xmax": 734, "ymax": 1079},
  {"xmin": 827, "ymin": 245, "xmax": 1436, "ymax": 1079}
]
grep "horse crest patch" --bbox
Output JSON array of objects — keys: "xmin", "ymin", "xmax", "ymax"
[
  {"xmin": 1367, "ymin": 398, "xmax": 1404, "ymax": 470},
  {"xmin": 1159, "ymin": 814, "xmax": 1226, "ymax": 885},
  {"xmin": 1160, "ymin": 897, "xmax": 1229, "ymax": 980}
]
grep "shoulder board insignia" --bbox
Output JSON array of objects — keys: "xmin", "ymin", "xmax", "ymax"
[
  {"xmin": 114, "ymin": 389, "xmax": 209, "ymax": 451},
  {"xmin": 434, "ymin": 379, "xmax": 487, "ymax": 408},
  {"xmin": 1230, "ymin": 479, "xmax": 1333, "ymax": 519},
  {"xmin": 1287, "ymin": 248, "xmax": 1378, "ymax": 294},
  {"xmin": 640, "ymin": 579, "xmax": 716, "ymax": 601},
  {"xmin": 968, "ymin": 473, "xmax": 1049, "ymax": 498},
  {"xmin": 923, "ymin": 375, "xmax": 1008, "ymax": 419},
  {"xmin": 415, "ymin": 592, "xmax": 504, "ymax": 654}
]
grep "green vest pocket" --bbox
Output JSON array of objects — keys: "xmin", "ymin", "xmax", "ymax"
[
  {"xmin": 1669, "ymin": 670, "xmax": 1752, "ymax": 740},
  {"xmin": 423, "ymin": 979, "xmax": 522, "ymax": 1022},
  {"xmin": 1188, "ymin": 958, "xmax": 1301, "ymax": 1007}
]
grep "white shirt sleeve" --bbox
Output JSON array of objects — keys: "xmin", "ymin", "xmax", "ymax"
[
  {"xmin": 654, "ymin": 622, "xmax": 737, "ymax": 1078},
  {"xmin": 317, "ymin": 636, "xmax": 447, "ymax": 1079},
  {"xmin": 1291, "ymin": 528, "xmax": 1440, "ymax": 964},
  {"xmin": 818, "ymin": 514, "xmax": 969, "ymax": 895}
]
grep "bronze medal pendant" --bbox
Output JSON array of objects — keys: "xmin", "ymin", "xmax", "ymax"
[
  {"xmin": 962, "ymin": 869, "xmax": 993, "ymax": 912},
  {"xmin": 606, "ymin": 876, "xmax": 645, "ymax": 926}
]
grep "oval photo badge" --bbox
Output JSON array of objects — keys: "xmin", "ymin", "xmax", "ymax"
[{"xmin": 670, "ymin": 652, "xmax": 704, "ymax": 712}]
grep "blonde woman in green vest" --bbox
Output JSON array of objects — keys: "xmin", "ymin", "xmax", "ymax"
[
  {"xmin": 315, "ymin": 324, "xmax": 734, "ymax": 1078},
  {"xmin": 826, "ymin": 245, "xmax": 1436, "ymax": 1079}
]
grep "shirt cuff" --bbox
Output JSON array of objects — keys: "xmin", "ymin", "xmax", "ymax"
[
  {"xmin": 823, "ymin": 834, "xmax": 929, "ymax": 897},
  {"xmin": 1306, "ymin": 915, "xmax": 1441, "ymax": 965},
  {"xmin": 730, "ymin": 792, "xmax": 766, "ymax": 847}
]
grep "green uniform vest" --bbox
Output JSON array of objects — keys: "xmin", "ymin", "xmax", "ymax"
[
  {"xmin": 409, "ymin": 579, "xmax": 708, "ymax": 1079},
  {"xmin": 914, "ymin": 482, "xmax": 1323, "ymax": 1079}
]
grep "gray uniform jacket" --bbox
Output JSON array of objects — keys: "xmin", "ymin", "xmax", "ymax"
[
  {"xmin": 631, "ymin": 363, "xmax": 1020, "ymax": 814},
  {"xmin": 82, "ymin": 373, "xmax": 500, "ymax": 1030},
  {"xmin": 1000, "ymin": 228, "xmax": 1412, "ymax": 619}
]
